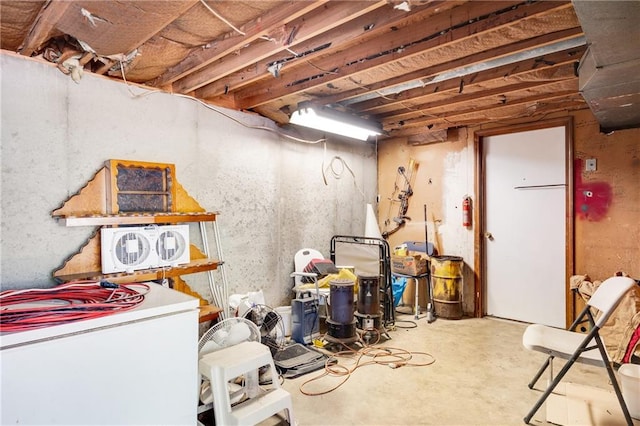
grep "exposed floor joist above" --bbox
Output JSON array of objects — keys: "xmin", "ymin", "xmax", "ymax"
[{"xmin": 3, "ymin": 1, "xmax": 635, "ymax": 140}]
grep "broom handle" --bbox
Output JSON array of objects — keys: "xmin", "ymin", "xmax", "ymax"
[
  {"xmin": 424, "ymin": 203, "xmax": 436, "ymax": 318},
  {"xmin": 424, "ymin": 204, "xmax": 429, "ymax": 254}
]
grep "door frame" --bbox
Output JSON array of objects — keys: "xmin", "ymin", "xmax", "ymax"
[{"xmin": 473, "ymin": 117, "xmax": 575, "ymax": 327}]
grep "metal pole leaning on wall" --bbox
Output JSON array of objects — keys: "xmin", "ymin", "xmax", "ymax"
[
  {"xmin": 199, "ymin": 222, "xmax": 219, "ymax": 315},
  {"xmin": 211, "ymin": 220, "xmax": 230, "ymax": 319},
  {"xmin": 199, "ymin": 221, "xmax": 228, "ymax": 319}
]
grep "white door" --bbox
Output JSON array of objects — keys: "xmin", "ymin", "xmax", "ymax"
[{"xmin": 484, "ymin": 126, "xmax": 566, "ymax": 327}]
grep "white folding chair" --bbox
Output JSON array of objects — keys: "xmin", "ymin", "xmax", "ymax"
[{"xmin": 522, "ymin": 276, "xmax": 636, "ymax": 425}]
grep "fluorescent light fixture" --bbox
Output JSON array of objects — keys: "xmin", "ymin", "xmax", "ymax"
[{"xmin": 289, "ymin": 102, "xmax": 383, "ymax": 141}]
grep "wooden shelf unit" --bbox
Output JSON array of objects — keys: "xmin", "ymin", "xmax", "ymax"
[
  {"xmin": 51, "ymin": 160, "xmax": 225, "ymax": 323},
  {"xmin": 52, "ymin": 212, "xmax": 222, "ymax": 284},
  {"xmin": 54, "ymin": 258, "xmax": 221, "ymax": 284},
  {"xmin": 58, "ymin": 212, "xmax": 217, "ymax": 227}
]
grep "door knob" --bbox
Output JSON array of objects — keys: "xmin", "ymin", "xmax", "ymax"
[{"xmin": 484, "ymin": 232, "xmax": 494, "ymax": 241}]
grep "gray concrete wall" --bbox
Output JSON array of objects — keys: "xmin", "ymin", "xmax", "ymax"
[{"xmin": 0, "ymin": 53, "xmax": 377, "ymax": 307}]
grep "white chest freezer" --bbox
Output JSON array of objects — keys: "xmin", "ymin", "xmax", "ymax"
[{"xmin": 0, "ymin": 283, "xmax": 199, "ymax": 425}]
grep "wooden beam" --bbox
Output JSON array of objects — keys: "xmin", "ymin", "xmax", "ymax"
[
  {"xmin": 383, "ymin": 72, "xmax": 578, "ymax": 127},
  {"xmin": 95, "ymin": 59, "xmax": 115, "ymax": 75},
  {"xmin": 376, "ymin": 54, "xmax": 582, "ymax": 122},
  {"xmin": 174, "ymin": 1, "xmax": 388, "ymax": 94},
  {"xmin": 235, "ymin": 1, "xmax": 575, "ymax": 109},
  {"xmin": 235, "ymin": 0, "xmax": 524, "ymax": 107},
  {"xmin": 194, "ymin": 1, "xmax": 457, "ymax": 99},
  {"xmin": 22, "ymin": 1, "xmax": 199, "ymax": 58},
  {"xmin": 149, "ymin": 1, "xmax": 330, "ymax": 88},
  {"xmin": 119, "ymin": 0, "xmax": 201, "ymax": 55},
  {"xmin": 385, "ymin": 85, "xmax": 581, "ymax": 134},
  {"xmin": 18, "ymin": 0, "xmax": 73, "ymax": 56},
  {"xmin": 384, "ymin": 70, "xmax": 577, "ymax": 125},
  {"xmin": 78, "ymin": 52, "xmax": 95, "ymax": 66},
  {"xmin": 429, "ymin": 99, "xmax": 586, "ymax": 131},
  {"xmin": 328, "ymin": 28, "xmax": 584, "ymax": 109},
  {"xmin": 474, "ymin": 95, "xmax": 585, "ymax": 123}
]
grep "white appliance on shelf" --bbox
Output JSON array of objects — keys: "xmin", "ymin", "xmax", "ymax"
[
  {"xmin": 156, "ymin": 224, "xmax": 190, "ymax": 267},
  {"xmin": 101, "ymin": 224, "xmax": 190, "ymax": 273},
  {"xmin": 0, "ymin": 284, "xmax": 199, "ymax": 425}
]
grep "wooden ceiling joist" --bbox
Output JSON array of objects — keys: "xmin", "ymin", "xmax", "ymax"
[
  {"xmin": 18, "ymin": 1, "xmax": 73, "ymax": 56},
  {"xmin": 388, "ymin": 85, "xmax": 579, "ymax": 133},
  {"xmin": 233, "ymin": 1, "xmax": 575, "ymax": 110},
  {"xmin": 2, "ymin": 0, "xmax": 596, "ymax": 136},
  {"xmin": 323, "ymin": 27, "xmax": 584, "ymax": 109},
  {"xmin": 366, "ymin": 61, "xmax": 581, "ymax": 120},
  {"xmin": 372, "ymin": 48, "xmax": 584, "ymax": 120},
  {"xmin": 173, "ymin": 1, "xmax": 388, "ymax": 94},
  {"xmin": 194, "ymin": 0, "xmax": 458, "ymax": 100},
  {"xmin": 150, "ymin": 1, "xmax": 330, "ymax": 88},
  {"xmin": 383, "ymin": 75, "xmax": 579, "ymax": 128}
]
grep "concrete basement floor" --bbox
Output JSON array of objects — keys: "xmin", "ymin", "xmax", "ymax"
[{"xmin": 270, "ymin": 313, "xmax": 639, "ymax": 426}]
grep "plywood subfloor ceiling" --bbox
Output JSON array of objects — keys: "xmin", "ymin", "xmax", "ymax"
[{"xmin": 1, "ymin": 1, "xmax": 591, "ymax": 143}]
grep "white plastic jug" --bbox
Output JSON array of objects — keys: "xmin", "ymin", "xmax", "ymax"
[
  {"xmin": 275, "ymin": 306, "xmax": 292, "ymax": 337},
  {"xmin": 618, "ymin": 363, "xmax": 640, "ymax": 420}
]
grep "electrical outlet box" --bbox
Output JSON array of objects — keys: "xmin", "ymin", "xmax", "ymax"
[{"xmin": 585, "ymin": 158, "xmax": 597, "ymax": 172}]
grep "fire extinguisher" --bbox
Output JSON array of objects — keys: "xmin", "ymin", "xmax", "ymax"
[{"xmin": 462, "ymin": 196, "xmax": 472, "ymax": 228}]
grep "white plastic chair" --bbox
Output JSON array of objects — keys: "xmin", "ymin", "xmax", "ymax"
[
  {"xmin": 522, "ymin": 276, "xmax": 636, "ymax": 425},
  {"xmin": 292, "ymin": 248, "xmax": 324, "ymax": 289},
  {"xmin": 291, "ymin": 248, "xmax": 331, "ymax": 319}
]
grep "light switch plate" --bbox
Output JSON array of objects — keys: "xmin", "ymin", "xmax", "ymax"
[{"xmin": 585, "ymin": 158, "xmax": 597, "ymax": 172}]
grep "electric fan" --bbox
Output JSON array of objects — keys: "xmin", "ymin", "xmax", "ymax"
[
  {"xmin": 243, "ymin": 305, "xmax": 286, "ymax": 357},
  {"xmin": 198, "ymin": 317, "xmax": 261, "ymax": 407},
  {"xmin": 199, "ymin": 316, "xmax": 261, "ymax": 355},
  {"xmin": 101, "ymin": 226, "xmax": 156, "ymax": 273},
  {"xmin": 156, "ymin": 225, "xmax": 190, "ymax": 266}
]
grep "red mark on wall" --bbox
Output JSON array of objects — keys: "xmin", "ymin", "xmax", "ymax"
[{"xmin": 574, "ymin": 159, "xmax": 612, "ymax": 221}]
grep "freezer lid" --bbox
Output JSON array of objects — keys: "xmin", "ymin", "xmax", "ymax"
[{"xmin": 1, "ymin": 283, "xmax": 199, "ymax": 349}]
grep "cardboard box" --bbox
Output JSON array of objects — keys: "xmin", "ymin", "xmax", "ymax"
[
  {"xmin": 391, "ymin": 255, "xmax": 428, "ymax": 276},
  {"xmin": 400, "ymin": 277, "xmax": 429, "ymax": 308},
  {"xmin": 546, "ymin": 382, "xmax": 629, "ymax": 425}
]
